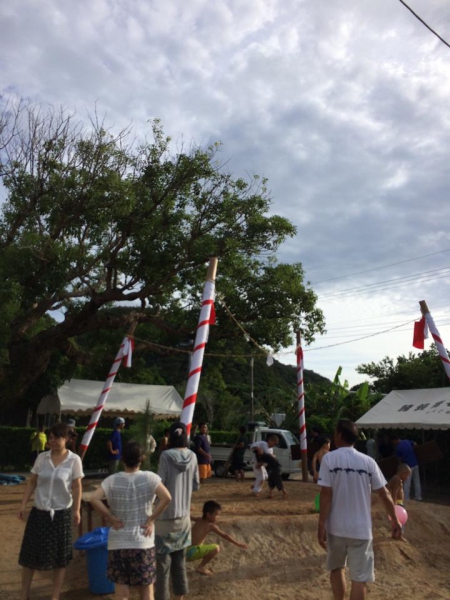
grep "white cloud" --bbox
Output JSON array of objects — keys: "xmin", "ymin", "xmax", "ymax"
[{"xmin": 2, "ymin": 0, "xmax": 450, "ymax": 385}]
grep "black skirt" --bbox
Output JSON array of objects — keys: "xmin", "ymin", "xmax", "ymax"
[{"xmin": 19, "ymin": 507, "xmax": 73, "ymax": 570}]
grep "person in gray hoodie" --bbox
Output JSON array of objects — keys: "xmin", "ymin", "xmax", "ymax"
[{"xmin": 155, "ymin": 421, "xmax": 199, "ymax": 600}]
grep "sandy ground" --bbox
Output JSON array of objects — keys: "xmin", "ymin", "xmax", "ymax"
[{"xmin": 1, "ymin": 475, "xmax": 450, "ymax": 600}]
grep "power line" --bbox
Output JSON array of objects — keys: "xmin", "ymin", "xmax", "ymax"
[
  {"xmin": 320, "ymin": 266, "xmax": 450, "ymax": 298},
  {"xmin": 324, "ymin": 303, "xmax": 450, "ymax": 326},
  {"xmin": 326, "ymin": 314, "xmax": 450, "ymax": 331},
  {"xmin": 311, "ymin": 247, "xmax": 450, "ymax": 285},
  {"xmin": 318, "ymin": 266, "xmax": 450, "ymax": 301},
  {"xmin": 319, "ymin": 321, "xmax": 450, "ymax": 340},
  {"xmin": 303, "ymin": 318, "xmax": 416, "ymax": 353},
  {"xmin": 398, "ymin": 0, "xmax": 450, "ymax": 50},
  {"xmin": 321, "ymin": 272, "xmax": 450, "ymax": 301}
]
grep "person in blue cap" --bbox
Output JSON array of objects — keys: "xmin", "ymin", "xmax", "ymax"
[{"xmin": 107, "ymin": 417, "xmax": 125, "ymax": 474}]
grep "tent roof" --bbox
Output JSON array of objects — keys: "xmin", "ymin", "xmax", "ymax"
[
  {"xmin": 356, "ymin": 388, "xmax": 450, "ymax": 430},
  {"xmin": 37, "ymin": 379, "xmax": 183, "ymax": 419}
]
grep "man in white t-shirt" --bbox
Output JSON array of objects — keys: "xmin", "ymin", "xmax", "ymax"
[{"xmin": 318, "ymin": 420, "xmax": 401, "ymax": 600}]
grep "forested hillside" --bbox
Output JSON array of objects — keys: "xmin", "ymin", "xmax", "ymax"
[{"xmin": 75, "ymin": 338, "xmax": 330, "ymax": 430}]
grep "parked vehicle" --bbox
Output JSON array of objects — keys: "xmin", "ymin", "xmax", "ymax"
[{"xmin": 210, "ymin": 426, "xmax": 302, "ymax": 479}]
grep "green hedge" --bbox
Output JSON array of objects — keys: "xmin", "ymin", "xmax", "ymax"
[
  {"xmin": 0, "ymin": 426, "xmax": 238, "ymax": 471},
  {"xmin": 0, "ymin": 427, "xmax": 136, "ymax": 471},
  {"xmin": 209, "ymin": 430, "xmax": 238, "ymax": 444}
]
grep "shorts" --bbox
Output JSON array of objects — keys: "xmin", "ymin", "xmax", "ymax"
[
  {"xmin": 198, "ymin": 464, "xmax": 212, "ymax": 480},
  {"xmin": 231, "ymin": 458, "xmax": 245, "ymax": 471},
  {"xmin": 107, "ymin": 547, "xmax": 157, "ymax": 586},
  {"xmin": 326, "ymin": 534, "xmax": 374, "ymax": 583},
  {"xmin": 186, "ymin": 544, "xmax": 219, "ymax": 562}
]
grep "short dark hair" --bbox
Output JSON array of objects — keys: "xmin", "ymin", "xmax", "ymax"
[
  {"xmin": 164, "ymin": 429, "xmax": 170, "ymax": 435},
  {"xmin": 336, "ymin": 420, "xmax": 358, "ymax": 445},
  {"xmin": 203, "ymin": 500, "xmax": 221, "ymax": 517},
  {"xmin": 199, "ymin": 422, "xmax": 208, "ymax": 428},
  {"xmin": 122, "ymin": 441, "xmax": 144, "ymax": 468},
  {"xmin": 239, "ymin": 425, "xmax": 247, "ymax": 435},
  {"xmin": 319, "ymin": 436, "xmax": 331, "ymax": 446},
  {"xmin": 168, "ymin": 421, "xmax": 188, "ymax": 448},
  {"xmin": 267, "ymin": 434, "xmax": 279, "ymax": 443},
  {"xmin": 49, "ymin": 423, "xmax": 69, "ymax": 439}
]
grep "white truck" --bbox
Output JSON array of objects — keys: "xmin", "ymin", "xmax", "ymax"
[{"xmin": 210, "ymin": 426, "xmax": 302, "ymax": 479}]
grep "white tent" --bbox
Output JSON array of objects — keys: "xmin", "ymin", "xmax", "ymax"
[
  {"xmin": 356, "ymin": 388, "xmax": 450, "ymax": 430},
  {"xmin": 37, "ymin": 379, "xmax": 183, "ymax": 419}
]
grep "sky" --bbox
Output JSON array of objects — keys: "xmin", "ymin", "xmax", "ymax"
[{"xmin": 1, "ymin": 0, "xmax": 450, "ymax": 386}]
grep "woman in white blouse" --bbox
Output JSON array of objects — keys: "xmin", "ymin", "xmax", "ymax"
[{"xmin": 18, "ymin": 422, "xmax": 84, "ymax": 600}]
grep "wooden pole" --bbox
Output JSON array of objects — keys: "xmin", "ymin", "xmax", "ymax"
[{"xmin": 296, "ymin": 330, "xmax": 309, "ymax": 482}]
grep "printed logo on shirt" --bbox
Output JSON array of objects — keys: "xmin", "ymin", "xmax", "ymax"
[{"xmin": 328, "ymin": 467, "xmax": 372, "ymax": 477}]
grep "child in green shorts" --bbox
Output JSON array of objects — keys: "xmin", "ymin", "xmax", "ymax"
[{"xmin": 187, "ymin": 500, "xmax": 248, "ymax": 575}]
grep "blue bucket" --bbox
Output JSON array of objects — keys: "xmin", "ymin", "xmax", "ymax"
[{"xmin": 74, "ymin": 527, "xmax": 115, "ymax": 595}]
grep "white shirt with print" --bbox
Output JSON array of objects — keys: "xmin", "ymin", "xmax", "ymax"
[
  {"xmin": 319, "ymin": 447, "xmax": 386, "ymax": 540},
  {"xmin": 31, "ymin": 450, "xmax": 84, "ymax": 512},
  {"xmin": 101, "ymin": 470, "xmax": 162, "ymax": 550}
]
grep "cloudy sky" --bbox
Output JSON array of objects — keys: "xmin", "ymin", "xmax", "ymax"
[{"xmin": 2, "ymin": 0, "xmax": 450, "ymax": 386}]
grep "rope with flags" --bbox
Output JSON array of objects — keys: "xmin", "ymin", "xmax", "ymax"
[
  {"xmin": 79, "ymin": 335, "xmax": 135, "ymax": 459},
  {"xmin": 180, "ymin": 258, "xmax": 218, "ymax": 436},
  {"xmin": 418, "ymin": 300, "xmax": 450, "ymax": 381}
]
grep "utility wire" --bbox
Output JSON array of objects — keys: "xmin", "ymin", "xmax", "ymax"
[
  {"xmin": 318, "ymin": 266, "xmax": 450, "ymax": 301},
  {"xmin": 398, "ymin": 0, "xmax": 450, "ymax": 50},
  {"xmin": 318, "ymin": 321, "xmax": 450, "ymax": 340},
  {"xmin": 326, "ymin": 314, "xmax": 450, "ymax": 331},
  {"xmin": 320, "ymin": 266, "xmax": 450, "ymax": 298},
  {"xmin": 311, "ymin": 247, "xmax": 450, "ymax": 285},
  {"xmin": 318, "ymin": 273, "xmax": 450, "ymax": 302},
  {"xmin": 303, "ymin": 319, "xmax": 416, "ymax": 353},
  {"xmin": 324, "ymin": 303, "xmax": 450, "ymax": 326},
  {"xmin": 318, "ymin": 272, "xmax": 450, "ymax": 301}
]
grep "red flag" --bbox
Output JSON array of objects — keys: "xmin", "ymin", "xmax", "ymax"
[{"xmin": 413, "ymin": 316, "xmax": 428, "ymax": 349}]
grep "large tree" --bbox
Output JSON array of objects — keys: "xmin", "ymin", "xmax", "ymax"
[{"xmin": 0, "ymin": 101, "xmax": 325, "ymax": 415}]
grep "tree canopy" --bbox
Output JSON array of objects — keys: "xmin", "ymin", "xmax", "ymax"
[
  {"xmin": 0, "ymin": 101, "xmax": 325, "ymax": 418},
  {"xmin": 356, "ymin": 345, "xmax": 449, "ymax": 394}
]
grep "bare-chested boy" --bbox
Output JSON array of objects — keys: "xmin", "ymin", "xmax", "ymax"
[
  {"xmin": 186, "ymin": 500, "xmax": 248, "ymax": 575},
  {"xmin": 387, "ymin": 463, "xmax": 411, "ymax": 542},
  {"xmin": 312, "ymin": 436, "xmax": 331, "ymax": 483},
  {"xmin": 387, "ymin": 463, "xmax": 411, "ymax": 505}
]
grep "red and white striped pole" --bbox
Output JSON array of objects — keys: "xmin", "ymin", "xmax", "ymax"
[
  {"xmin": 79, "ymin": 329, "xmax": 135, "ymax": 460},
  {"xmin": 420, "ymin": 300, "xmax": 450, "ymax": 381},
  {"xmin": 296, "ymin": 330, "xmax": 308, "ymax": 482},
  {"xmin": 180, "ymin": 258, "xmax": 218, "ymax": 437}
]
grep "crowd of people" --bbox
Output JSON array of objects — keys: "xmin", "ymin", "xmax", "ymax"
[{"xmin": 17, "ymin": 417, "xmax": 420, "ymax": 600}]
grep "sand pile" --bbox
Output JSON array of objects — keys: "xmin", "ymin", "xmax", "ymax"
[{"xmin": 1, "ymin": 477, "xmax": 449, "ymax": 599}]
